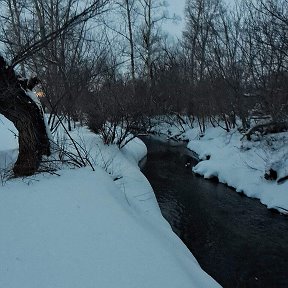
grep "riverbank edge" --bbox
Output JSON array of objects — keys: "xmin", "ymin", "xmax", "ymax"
[
  {"xmin": 148, "ymin": 124, "xmax": 288, "ymax": 215},
  {"xmin": 90, "ymin": 134, "xmax": 223, "ymax": 287},
  {"xmin": 0, "ymin": 119, "xmax": 222, "ymax": 288}
]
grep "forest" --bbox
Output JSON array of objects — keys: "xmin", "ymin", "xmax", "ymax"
[{"xmin": 0, "ymin": 0, "xmax": 287, "ymax": 175}]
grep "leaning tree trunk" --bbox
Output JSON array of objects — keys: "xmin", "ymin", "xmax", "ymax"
[{"xmin": 0, "ymin": 56, "xmax": 50, "ymax": 176}]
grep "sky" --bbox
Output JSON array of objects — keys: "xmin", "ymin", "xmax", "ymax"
[
  {"xmin": 163, "ymin": 0, "xmax": 186, "ymax": 38},
  {"xmin": 163, "ymin": 0, "xmax": 235, "ymax": 38}
]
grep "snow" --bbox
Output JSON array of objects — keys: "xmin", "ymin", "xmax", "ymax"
[
  {"xmin": 0, "ymin": 116, "xmax": 18, "ymax": 170},
  {"xmin": 152, "ymin": 116, "xmax": 288, "ymax": 214},
  {"xmin": 0, "ymin": 116, "xmax": 18, "ymax": 152},
  {"xmin": 25, "ymin": 90, "xmax": 54, "ymax": 143},
  {"xmin": 26, "ymin": 90, "xmax": 42, "ymax": 109},
  {"xmin": 186, "ymin": 126, "xmax": 288, "ymax": 213},
  {"xmin": 0, "ymin": 115, "xmax": 220, "ymax": 288}
]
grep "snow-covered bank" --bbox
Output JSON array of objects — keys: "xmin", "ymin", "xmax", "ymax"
[
  {"xmin": 187, "ymin": 127, "xmax": 288, "ymax": 213},
  {"xmin": 151, "ymin": 117, "xmax": 288, "ymax": 214},
  {"xmin": 0, "ymin": 116, "xmax": 220, "ymax": 288}
]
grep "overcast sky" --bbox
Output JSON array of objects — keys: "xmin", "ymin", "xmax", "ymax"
[
  {"xmin": 163, "ymin": 0, "xmax": 235, "ymax": 38},
  {"xmin": 163, "ymin": 0, "xmax": 186, "ymax": 38}
]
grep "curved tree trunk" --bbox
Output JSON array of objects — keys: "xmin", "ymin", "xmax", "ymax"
[{"xmin": 0, "ymin": 56, "xmax": 50, "ymax": 176}]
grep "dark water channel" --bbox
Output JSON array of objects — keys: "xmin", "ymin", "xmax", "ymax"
[{"xmin": 141, "ymin": 136, "xmax": 288, "ymax": 288}]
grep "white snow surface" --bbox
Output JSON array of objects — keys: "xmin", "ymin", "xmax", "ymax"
[
  {"xmin": 0, "ymin": 116, "xmax": 18, "ymax": 170},
  {"xmin": 0, "ymin": 115, "xmax": 220, "ymax": 288},
  {"xmin": 187, "ymin": 127, "xmax": 288, "ymax": 213}
]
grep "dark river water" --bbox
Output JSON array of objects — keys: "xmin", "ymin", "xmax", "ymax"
[{"xmin": 141, "ymin": 136, "xmax": 288, "ymax": 288}]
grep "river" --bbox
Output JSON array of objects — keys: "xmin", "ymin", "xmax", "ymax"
[{"xmin": 141, "ymin": 136, "xmax": 288, "ymax": 288}]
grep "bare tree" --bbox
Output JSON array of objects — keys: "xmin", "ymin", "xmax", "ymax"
[
  {"xmin": 0, "ymin": 0, "xmax": 109, "ymax": 176},
  {"xmin": 0, "ymin": 56, "xmax": 50, "ymax": 176},
  {"xmin": 137, "ymin": 0, "xmax": 167, "ymax": 84},
  {"xmin": 241, "ymin": 0, "xmax": 288, "ymax": 133},
  {"xmin": 120, "ymin": 0, "xmax": 137, "ymax": 84},
  {"xmin": 183, "ymin": 0, "xmax": 222, "ymax": 84}
]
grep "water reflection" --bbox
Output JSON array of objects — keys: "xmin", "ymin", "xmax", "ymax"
[{"xmin": 141, "ymin": 136, "xmax": 288, "ymax": 288}]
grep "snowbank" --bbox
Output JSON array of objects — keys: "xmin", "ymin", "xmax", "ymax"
[
  {"xmin": 0, "ymin": 115, "xmax": 18, "ymax": 170},
  {"xmin": 0, "ymin": 115, "xmax": 220, "ymax": 288},
  {"xmin": 186, "ymin": 126, "xmax": 288, "ymax": 214}
]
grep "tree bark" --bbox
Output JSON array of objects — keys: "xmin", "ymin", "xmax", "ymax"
[{"xmin": 0, "ymin": 56, "xmax": 50, "ymax": 176}]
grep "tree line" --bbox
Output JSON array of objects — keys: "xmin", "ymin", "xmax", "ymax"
[{"xmin": 0, "ymin": 0, "xmax": 287, "ymax": 175}]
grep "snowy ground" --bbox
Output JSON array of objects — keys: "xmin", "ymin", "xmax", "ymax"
[
  {"xmin": 152, "ymin": 117, "xmax": 288, "ymax": 214},
  {"xmin": 0, "ymin": 115, "xmax": 220, "ymax": 288}
]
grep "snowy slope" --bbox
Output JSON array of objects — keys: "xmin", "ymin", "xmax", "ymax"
[{"xmin": 0, "ymin": 115, "xmax": 220, "ymax": 288}]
